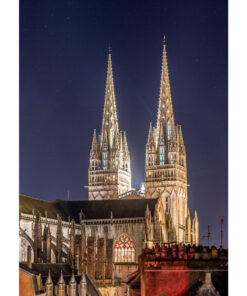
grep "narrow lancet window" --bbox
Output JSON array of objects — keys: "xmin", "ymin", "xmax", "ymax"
[
  {"xmin": 160, "ymin": 146, "xmax": 165, "ymax": 165},
  {"xmin": 170, "ymin": 153, "xmax": 173, "ymax": 165},
  {"xmin": 168, "ymin": 122, "xmax": 171, "ymax": 140},
  {"xmin": 103, "ymin": 151, "xmax": 108, "ymax": 170}
]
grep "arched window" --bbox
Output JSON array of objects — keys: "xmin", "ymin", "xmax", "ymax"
[
  {"xmin": 160, "ymin": 146, "xmax": 165, "ymax": 165},
  {"xmin": 167, "ymin": 122, "xmax": 171, "ymax": 140},
  {"xmin": 170, "ymin": 153, "xmax": 173, "ymax": 165},
  {"xmin": 166, "ymin": 197, "xmax": 169, "ymax": 213},
  {"xmin": 114, "ymin": 234, "xmax": 135, "ymax": 263},
  {"xmin": 103, "ymin": 151, "xmax": 108, "ymax": 170},
  {"xmin": 110, "ymin": 127, "xmax": 114, "ymax": 147}
]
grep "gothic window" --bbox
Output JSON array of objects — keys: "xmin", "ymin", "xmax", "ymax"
[
  {"xmin": 114, "ymin": 234, "xmax": 135, "ymax": 263},
  {"xmin": 110, "ymin": 127, "xmax": 114, "ymax": 147},
  {"xmin": 182, "ymin": 158, "xmax": 184, "ymax": 167},
  {"xmin": 166, "ymin": 197, "xmax": 169, "ymax": 212},
  {"xmin": 167, "ymin": 122, "xmax": 171, "ymax": 140},
  {"xmin": 170, "ymin": 153, "xmax": 173, "ymax": 165},
  {"xmin": 160, "ymin": 146, "xmax": 165, "ymax": 165},
  {"xmin": 103, "ymin": 151, "xmax": 108, "ymax": 170}
]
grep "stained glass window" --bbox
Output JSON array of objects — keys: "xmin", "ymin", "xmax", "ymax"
[{"xmin": 114, "ymin": 234, "xmax": 135, "ymax": 263}]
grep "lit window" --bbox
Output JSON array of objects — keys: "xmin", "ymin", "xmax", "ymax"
[
  {"xmin": 167, "ymin": 122, "xmax": 171, "ymax": 140},
  {"xmin": 111, "ymin": 127, "xmax": 114, "ymax": 147},
  {"xmin": 170, "ymin": 154, "xmax": 173, "ymax": 165},
  {"xmin": 103, "ymin": 152, "xmax": 108, "ymax": 170},
  {"xmin": 160, "ymin": 146, "xmax": 165, "ymax": 165},
  {"xmin": 114, "ymin": 234, "xmax": 135, "ymax": 263}
]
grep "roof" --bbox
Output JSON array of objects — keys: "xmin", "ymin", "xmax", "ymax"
[
  {"xmin": 19, "ymin": 263, "xmax": 102, "ymax": 296},
  {"xmin": 20, "ymin": 194, "xmax": 158, "ymax": 223}
]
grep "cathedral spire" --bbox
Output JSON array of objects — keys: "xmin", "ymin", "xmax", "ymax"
[
  {"xmin": 123, "ymin": 131, "xmax": 129, "ymax": 155},
  {"xmin": 90, "ymin": 129, "xmax": 98, "ymax": 154},
  {"xmin": 147, "ymin": 122, "xmax": 155, "ymax": 148},
  {"xmin": 179, "ymin": 125, "xmax": 185, "ymax": 147},
  {"xmin": 156, "ymin": 36, "xmax": 175, "ymax": 144},
  {"xmin": 101, "ymin": 49, "xmax": 119, "ymax": 146}
]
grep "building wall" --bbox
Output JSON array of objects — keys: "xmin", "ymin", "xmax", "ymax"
[{"xmin": 19, "ymin": 270, "xmax": 35, "ymax": 296}]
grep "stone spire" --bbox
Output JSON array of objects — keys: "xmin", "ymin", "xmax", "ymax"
[
  {"xmin": 87, "ymin": 48, "xmax": 131, "ymax": 200},
  {"xmin": 101, "ymin": 49, "xmax": 119, "ymax": 146},
  {"xmin": 187, "ymin": 209, "xmax": 191, "ymax": 245},
  {"xmin": 123, "ymin": 131, "xmax": 129, "ymax": 155},
  {"xmin": 90, "ymin": 129, "xmax": 98, "ymax": 156},
  {"xmin": 45, "ymin": 270, "xmax": 53, "ymax": 296},
  {"xmin": 147, "ymin": 122, "xmax": 155, "ymax": 149},
  {"xmin": 79, "ymin": 273, "xmax": 87, "ymax": 296},
  {"xmin": 192, "ymin": 211, "xmax": 199, "ymax": 246},
  {"xmin": 69, "ymin": 271, "xmax": 77, "ymax": 296},
  {"xmin": 57, "ymin": 270, "xmax": 65, "ymax": 296},
  {"xmin": 144, "ymin": 37, "xmax": 194, "ymax": 246},
  {"xmin": 156, "ymin": 36, "xmax": 175, "ymax": 145}
]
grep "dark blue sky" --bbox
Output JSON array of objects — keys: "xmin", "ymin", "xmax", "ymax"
[{"xmin": 20, "ymin": 0, "xmax": 228, "ymax": 247}]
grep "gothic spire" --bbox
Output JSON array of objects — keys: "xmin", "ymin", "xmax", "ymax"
[
  {"xmin": 90, "ymin": 129, "xmax": 98, "ymax": 155},
  {"xmin": 123, "ymin": 131, "xmax": 129, "ymax": 155},
  {"xmin": 69, "ymin": 270, "xmax": 76, "ymax": 284},
  {"xmin": 46, "ymin": 270, "xmax": 53, "ymax": 285},
  {"xmin": 101, "ymin": 50, "xmax": 119, "ymax": 145},
  {"xmin": 179, "ymin": 126, "xmax": 185, "ymax": 147},
  {"xmin": 147, "ymin": 122, "xmax": 155, "ymax": 148},
  {"xmin": 58, "ymin": 270, "xmax": 65, "ymax": 284},
  {"xmin": 156, "ymin": 36, "xmax": 175, "ymax": 144}
]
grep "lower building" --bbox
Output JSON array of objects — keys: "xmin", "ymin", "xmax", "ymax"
[
  {"xmin": 19, "ymin": 193, "xmax": 199, "ymax": 295},
  {"xmin": 127, "ymin": 244, "xmax": 228, "ymax": 296}
]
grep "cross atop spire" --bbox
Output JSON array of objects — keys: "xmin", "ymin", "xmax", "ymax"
[
  {"xmin": 108, "ymin": 44, "xmax": 112, "ymax": 54},
  {"xmin": 163, "ymin": 35, "xmax": 166, "ymax": 44}
]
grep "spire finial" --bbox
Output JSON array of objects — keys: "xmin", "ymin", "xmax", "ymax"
[{"xmin": 163, "ymin": 35, "xmax": 166, "ymax": 44}]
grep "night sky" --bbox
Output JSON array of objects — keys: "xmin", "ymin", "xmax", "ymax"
[{"xmin": 20, "ymin": 0, "xmax": 228, "ymax": 247}]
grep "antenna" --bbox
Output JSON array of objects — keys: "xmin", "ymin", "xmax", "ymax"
[
  {"xmin": 220, "ymin": 217, "xmax": 224, "ymax": 246},
  {"xmin": 201, "ymin": 224, "xmax": 211, "ymax": 247}
]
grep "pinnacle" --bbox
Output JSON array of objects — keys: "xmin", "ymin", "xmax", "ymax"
[
  {"xmin": 58, "ymin": 270, "xmax": 65, "ymax": 284},
  {"xmin": 80, "ymin": 272, "xmax": 87, "ymax": 284},
  {"xmin": 46, "ymin": 270, "xmax": 53, "ymax": 285},
  {"xmin": 70, "ymin": 270, "xmax": 76, "ymax": 284}
]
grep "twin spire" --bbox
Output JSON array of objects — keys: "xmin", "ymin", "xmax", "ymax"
[
  {"xmin": 101, "ymin": 51, "xmax": 119, "ymax": 145},
  {"xmin": 88, "ymin": 47, "xmax": 131, "ymax": 200},
  {"xmin": 156, "ymin": 36, "xmax": 175, "ymax": 146}
]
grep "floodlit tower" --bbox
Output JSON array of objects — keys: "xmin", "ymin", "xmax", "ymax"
[
  {"xmin": 145, "ymin": 37, "xmax": 196, "ymax": 244},
  {"xmin": 87, "ymin": 49, "xmax": 131, "ymax": 200}
]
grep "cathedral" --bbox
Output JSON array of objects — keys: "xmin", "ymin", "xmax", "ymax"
[{"xmin": 19, "ymin": 39, "xmax": 199, "ymax": 296}]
